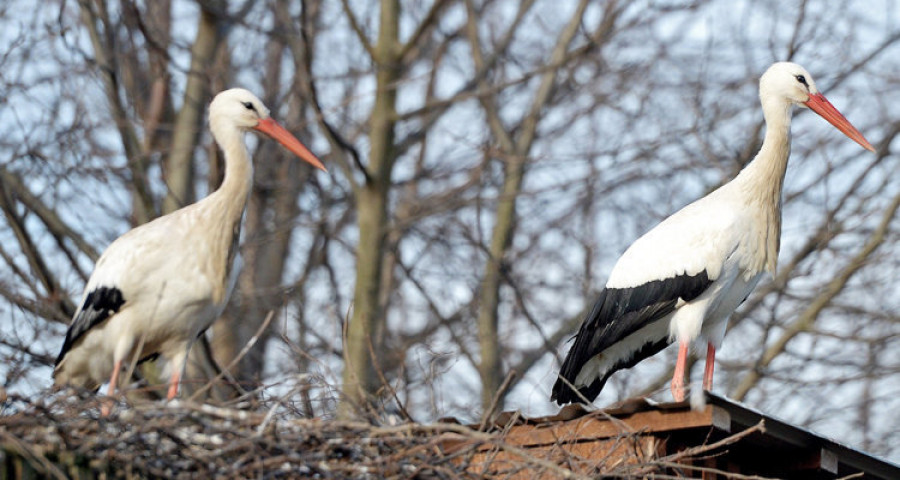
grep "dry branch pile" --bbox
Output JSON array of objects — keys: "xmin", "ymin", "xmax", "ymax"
[
  {"xmin": 0, "ymin": 391, "xmax": 590, "ymax": 479},
  {"xmin": 0, "ymin": 391, "xmax": 773, "ymax": 479},
  {"xmin": 1, "ymin": 393, "xmax": 451, "ymax": 478}
]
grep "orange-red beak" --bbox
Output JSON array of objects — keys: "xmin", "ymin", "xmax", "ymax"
[
  {"xmin": 805, "ymin": 93, "xmax": 875, "ymax": 153},
  {"xmin": 254, "ymin": 117, "xmax": 327, "ymax": 172}
]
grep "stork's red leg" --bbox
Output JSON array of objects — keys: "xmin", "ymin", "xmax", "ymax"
[
  {"xmin": 102, "ymin": 359, "xmax": 123, "ymax": 416},
  {"xmin": 106, "ymin": 360, "xmax": 122, "ymax": 397},
  {"xmin": 703, "ymin": 342, "xmax": 716, "ymax": 392},
  {"xmin": 168, "ymin": 342, "xmax": 194, "ymax": 401},
  {"xmin": 167, "ymin": 370, "xmax": 181, "ymax": 400},
  {"xmin": 671, "ymin": 341, "xmax": 689, "ymax": 402}
]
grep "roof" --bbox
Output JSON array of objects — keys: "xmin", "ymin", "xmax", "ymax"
[{"xmin": 445, "ymin": 392, "xmax": 900, "ymax": 479}]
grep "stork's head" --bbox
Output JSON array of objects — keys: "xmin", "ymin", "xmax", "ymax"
[
  {"xmin": 760, "ymin": 62, "xmax": 874, "ymax": 152},
  {"xmin": 209, "ymin": 88, "xmax": 326, "ymax": 171},
  {"xmin": 209, "ymin": 88, "xmax": 272, "ymax": 129},
  {"xmin": 760, "ymin": 62, "xmax": 822, "ymax": 105}
]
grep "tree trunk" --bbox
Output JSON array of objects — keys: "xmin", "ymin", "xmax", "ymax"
[
  {"xmin": 473, "ymin": 0, "xmax": 593, "ymax": 412},
  {"xmin": 476, "ymin": 154, "xmax": 525, "ymax": 410},
  {"xmin": 161, "ymin": 2, "xmax": 222, "ymax": 214},
  {"xmin": 340, "ymin": 0, "xmax": 401, "ymax": 418},
  {"xmin": 77, "ymin": 0, "xmax": 155, "ymax": 224}
]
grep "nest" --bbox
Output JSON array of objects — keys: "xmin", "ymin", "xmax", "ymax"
[
  {"xmin": 0, "ymin": 390, "xmax": 604, "ymax": 479},
  {"xmin": 1, "ymin": 389, "xmax": 776, "ymax": 479}
]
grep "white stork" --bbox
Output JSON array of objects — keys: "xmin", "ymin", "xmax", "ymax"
[
  {"xmin": 54, "ymin": 89, "xmax": 325, "ymax": 404},
  {"xmin": 552, "ymin": 62, "xmax": 874, "ymax": 404}
]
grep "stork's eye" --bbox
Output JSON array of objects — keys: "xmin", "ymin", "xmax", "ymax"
[
  {"xmin": 795, "ymin": 75, "xmax": 808, "ymax": 86},
  {"xmin": 242, "ymin": 101, "xmax": 256, "ymax": 112}
]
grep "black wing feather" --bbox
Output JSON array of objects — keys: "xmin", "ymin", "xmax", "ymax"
[
  {"xmin": 55, "ymin": 286, "xmax": 125, "ymax": 366},
  {"xmin": 552, "ymin": 271, "xmax": 711, "ymax": 404}
]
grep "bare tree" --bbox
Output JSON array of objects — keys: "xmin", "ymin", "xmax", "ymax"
[{"xmin": 0, "ymin": 0, "xmax": 898, "ymax": 462}]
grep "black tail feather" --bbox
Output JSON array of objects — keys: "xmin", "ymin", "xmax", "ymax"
[{"xmin": 551, "ymin": 271, "xmax": 711, "ymax": 405}]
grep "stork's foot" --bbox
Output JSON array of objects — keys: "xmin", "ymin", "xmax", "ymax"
[
  {"xmin": 100, "ymin": 397, "xmax": 115, "ymax": 417},
  {"xmin": 166, "ymin": 384, "xmax": 178, "ymax": 401}
]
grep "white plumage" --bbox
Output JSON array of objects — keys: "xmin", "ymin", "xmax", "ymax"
[
  {"xmin": 553, "ymin": 62, "xmax": 874, "ymax": 404},
  {"xmin": 54, "ymin": 89, "xmax": 325, "ymax": 404}
]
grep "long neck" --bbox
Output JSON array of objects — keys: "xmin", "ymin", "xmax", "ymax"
[
  {"xmin": 733, "ymin": 97, "xmax": 793, "ymax": 273},
  {"xmin": 735, "ymin": 98, "xmax": 792, "ymax": 197},
  {"xmin": 196, "ymin": 123, "xmax": 253, "ymax": 305},
  {"xmin": 207, "ymin": 125, "xmax": 254, "ymax": 221}
]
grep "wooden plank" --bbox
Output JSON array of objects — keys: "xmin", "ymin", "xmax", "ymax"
[
  {"xmin": 493, "ymin": 407, "xmax": 715, "ymax": 448},
  {"xmin": 461, "ymin": 435, "xmax": 664, "ymax": 480},
  {"xmin": 820, "ymin": 448, "xmax": 838, "ymax": 473}
]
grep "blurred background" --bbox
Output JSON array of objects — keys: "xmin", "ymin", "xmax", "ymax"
[{"xmin": 0, "ymin": 0, "xmax": 898, "ymax": 461}]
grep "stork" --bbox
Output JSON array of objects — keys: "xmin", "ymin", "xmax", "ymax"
[
  {"xmin": 551, "ymin": 62, "xmax": 874, "ymax": 405},
  {"xmin": 54, "ymin": 89, "xmax": 325, "ymax": 405}
]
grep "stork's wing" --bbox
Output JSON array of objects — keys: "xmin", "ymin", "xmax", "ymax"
[
  {"xmin": 54, "ymin": 286, "xmax": 126, "ymax": 366},
  {"xmin": 551, "ymin": 271, "xmax": 711, "ymax": 404},
  {"xmin": 54, "ymin": 211, "xmax": 190, "ymax": 368}
]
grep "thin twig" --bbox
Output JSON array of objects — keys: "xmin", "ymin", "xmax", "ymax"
[
  {"xmin": 188, "ymin": 311, "xmax": 274, "ymax": 402},
  {"xmin": 478, "ymin": 370, "xmax": 517, "ymax": 432}
]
